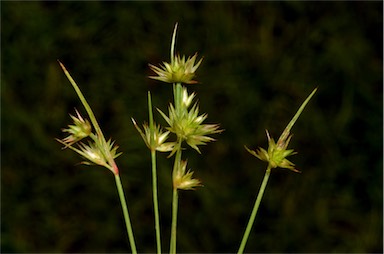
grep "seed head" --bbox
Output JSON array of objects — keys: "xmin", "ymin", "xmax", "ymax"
[
  {"xmin": 173, "ymin": 160, "xmax": 202, "ymax": 190},
  {"xmin": 245, "ymin": 130, "xmax": 299, "ymax": 172},
  {"xmin": 61, "ymin": 109, "xmax": 92, "ymax": 147},
  {"xmin": 245, "ymin": 88, "xmax": 317, "ymax": 173},
  {"xmin": 158, "ymin": 87, "xmax": 222, "ymax": 155},
  {"xmin": 149, "ymin": 23, "xmax": 203, "ymax": 84},
  {"xmin": 132, "ymin": 118, "xmax": 175, "ymax": 152}
]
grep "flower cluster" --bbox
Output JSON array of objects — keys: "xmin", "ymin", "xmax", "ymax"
[
  {"xmin": 57, "ymin": 109, "xmax": 121, "ymax": 174},
  {"xmin": 132, "ymin": 118, "xmax": 174, "ymax": 152},
  {"xmin": 245, "ymin": 130, "xmax": 299, "ymax": 172},
  {"xmin": 134, "ymin": 23, "xmax": 221, "ymax": 191},
  {"xmin": 61, "ymin": 109, "xmax": 92, "ymax": 147},
  {"xmin": 149, "ymin": 23, "xmax": 202, "ymax": 85},
  {"xmin": 245, "ymin": 88, "xmax": 317, "ymax": 173},
  {"xmin": 158, "ymin": 86, "xmax": 221, "ymax": 155},
  {"xmin": 173, "ymin": 160, "xmax": 202, "ymax": 190},
  {"xmin": 149, "ymin": 53, "xmax": 202, "ymax": 85}
]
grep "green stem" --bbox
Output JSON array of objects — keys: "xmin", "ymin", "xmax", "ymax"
[
  {"xmin": 59, "ymin": 61, "xmax": 135, "ymax": 251},
  {"xmin": 173, "ymin": 83, "xmax": 183, "ymax": 114},
  {"xmin": 115, "ymin": 174, "xmax": 138, "ymax": 254},
  {"xmin": 237, "ymin": 165, "xmax": 272, "ymax": 254},
  {"xmin": 148, "ymin": 92, "xmax": 162, "ymax": 254},
  {"xmin": 151, "ymin": 150, "xmax": 161, "ymax": 254},
  {"xmin": 58, "ymin": 61, "xmax": 104, "ymax": 140},
  {"xmin": 170, "ymin": 141, "xmax": 182, "ymax": 254},
  {"xmin": 170, "ymin": 187, "xmax": 179, "ymax": 254}
]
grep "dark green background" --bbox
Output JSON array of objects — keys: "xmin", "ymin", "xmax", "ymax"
[{"xmin": 2, "ymin": 1, "xmax": 382, "ymax": 253}]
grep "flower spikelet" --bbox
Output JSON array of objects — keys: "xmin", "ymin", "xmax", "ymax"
[
  {"xmin": 245, "ymin": 88, "xmax": 317, "ymax": 173},
  {"xmin": 78, "ymin": 141, "xmax": 110, "ymax": 168},
  {"xmin": 245, "ymin": 130, "xmax": 299, "ymax": 172},
  {"xmin": 149, "ymin": 54, "xmax": 203, "ymax": 84},
  {"xmin": 62, "ymin": 109, "xmax": 91, "ymax": 147},
  {"xmin": 132, "ymin": 118, "xmax": 175, "ymax": 152},
  {"xmin": 158, "ymin": 87, "xmax": 222, "ymax": 155},
  {"xmin": 173, "ymin": 160, "xmax": 202, "ymax": 190},
  {"xmin": 57, "ymin": 133, "xmax": 121, "ymax": 174},
  {"xmin": 149, "ymin": 23, "xmax": 203, "ymax": 84}
]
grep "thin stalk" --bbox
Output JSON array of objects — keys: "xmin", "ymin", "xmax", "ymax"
[
  {"xmin": 59, "ymin": 61, "xmax": 136, "ymax": 251},
  {"xmin": 169, "ymin": 80, "xmax": 184, "ymax": 254},
  {"xmin": 58, "ymin": 61, "xmax": 103, "ymax": 139},
  {"xmin": 115, "ymin": 174, "xmax": 138, "ymax": 254},
  {"xmin": 173, "ymin": 83, "xmax": 183, "ymax": 114},
  {"xmin": 148, "ymin": 92, "xmax": 162, "ymax": 254},
  {"xmin": 170, "ymin": 187, "xmax": 179, "ymax": 254},
  {"xmin": 237, "ymin": 165, "xmax": 272, "ymax": 254},
  {"xmin": 170, "ymin": 140, "xmax": 182, "ymax": 254},
  {"xmin": 151, "ymin": 150, "xmax": 161, "ymax": 254}
]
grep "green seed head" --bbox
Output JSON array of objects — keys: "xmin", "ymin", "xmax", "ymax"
[
  {"xmin": 149, "ymin": 23, "xmax": 203, "ymax": 84},
  {"xmin": 62, "ymin": 109, "xmax": 92, "ymax": 146},
  {"xmin": 173, "ymin": 160, "xmax": 202, "ymax": 190},
  {"xmin": 245, "ymin": 88, "xmax": 317, "ymax": 173}
]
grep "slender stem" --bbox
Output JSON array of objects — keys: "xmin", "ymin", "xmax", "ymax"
[
  {"xmin": 151, "ymin": 149, "xmax": 162, "ymax": 254},
  {"xmin": 147, "ymin": 92, "xmax": 162, "ymax": 254},
  {"xmin": 169, "ymin": 81, "xmax": 184, "ymax": 254},
  {"xmin": 170, "ymin": 141, "xmax": 182, "ymax": 254},
  {"xmin": 238, "ymin": 165, "xmax": 272, "ymax": 254},
  {"xmin": 169, "ymin": 78, "xmax": 183, "ymax": 254},
  {"xmin": 58, "ymin": 61, "xmax": 135, "ymax": 250},
  {"xmin": 148, "ymin": 92, "xmax": 155, "ymax": 147},
  {"xmin": 115, "ymin": 174, "xmax": 137, "ymax": 254},
  {"xmin": 173, "ymin": 83, "xmax": 183, "ymax": 114},
  {"xmin": 170, "ymin": 187, "xmax": 179, "ymax": 254}
]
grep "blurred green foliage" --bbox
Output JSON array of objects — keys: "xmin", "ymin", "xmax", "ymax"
[{"xmin": 2, "ymin": 1, "xmax": 382, "ymax": 253}]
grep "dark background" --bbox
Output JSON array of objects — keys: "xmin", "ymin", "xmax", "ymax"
[{"xmin": 2, "ymin": 1, "xmax": 382, "ymax": 253}]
